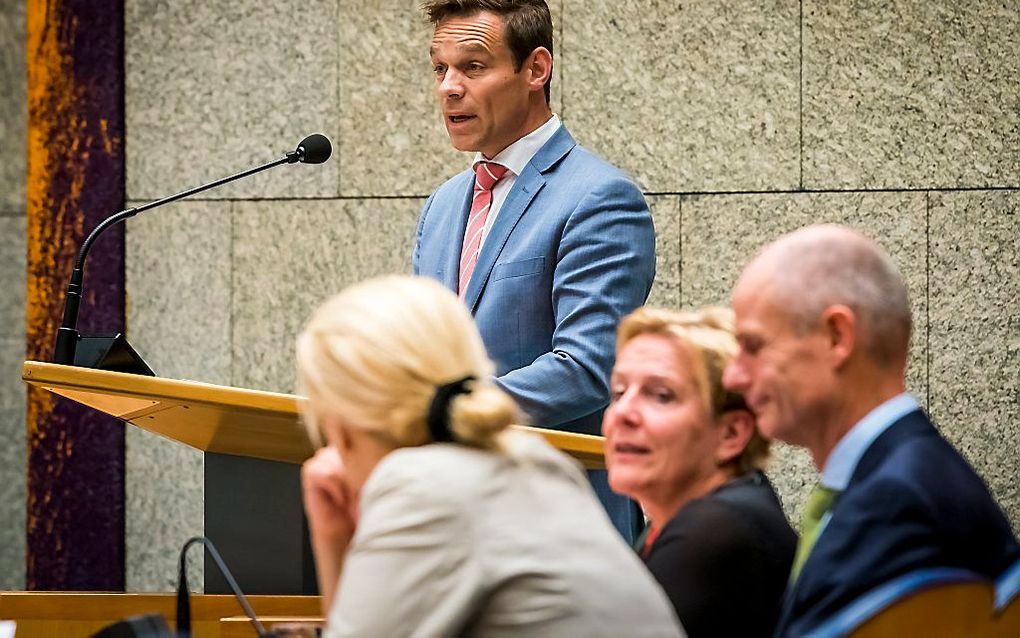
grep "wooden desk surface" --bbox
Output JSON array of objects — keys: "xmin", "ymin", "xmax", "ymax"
[
  {"xmin": 22, "ymin": 361, "xmax": 605, "ymax": 468},
  {"xmin": 220, "ymin": 616, "xmax": 323, "ymax": 638},
  {"xmin": 0, "ymin": 592, "xmax": 320, "ymax": 638}
]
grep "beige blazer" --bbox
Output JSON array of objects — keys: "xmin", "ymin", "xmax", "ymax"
[{"xmin": 325, "ymin": 432, "xmax": 684, "ymax": 637}]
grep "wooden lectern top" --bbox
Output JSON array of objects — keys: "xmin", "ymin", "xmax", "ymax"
[{"xmin": 22, "ymin": 361, "xmax": 605, "ymax": 469}]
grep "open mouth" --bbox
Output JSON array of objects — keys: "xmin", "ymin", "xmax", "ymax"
[
  {"xmin": 448, "ymin": 114, "xmax": 476, "ymax": 124},
  {"xmin": 613, "ymin": 443, "xmax": 651, "ymax": 455}
]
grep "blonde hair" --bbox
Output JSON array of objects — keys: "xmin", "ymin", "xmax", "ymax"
[
  {"xmin": 616, "ymin": 306, "xmax": 770, "ymax": 473},
  {"xmin": 296, "ymin": 275, "xmax": 519, "ymax": 450}
]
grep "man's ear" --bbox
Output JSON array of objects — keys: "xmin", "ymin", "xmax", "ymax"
[
  {"xmin": 715, "ymin": 409, "xmax": 755, "ymax": 466},
  {"xmin": 525, "ymin": 46, "xmax": 552, "ymax": 93},
  {"xmin": 820, "ymin": 304, "xmax": 856, "ymax": 369}
]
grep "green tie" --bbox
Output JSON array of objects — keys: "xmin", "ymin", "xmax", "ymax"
[{"xmin": 790, "ymin": 484, "xmax": 839, "ymax": 581}]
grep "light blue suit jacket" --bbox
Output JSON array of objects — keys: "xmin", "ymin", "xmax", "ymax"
[{"xmin": 413, "ymin": 125, "xmax": 655, "ymax": 435}]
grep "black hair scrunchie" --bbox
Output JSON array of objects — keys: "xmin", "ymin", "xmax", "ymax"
[{"xmin": 426, "ymin": 376, "xmax": 475, "ymax": 443}]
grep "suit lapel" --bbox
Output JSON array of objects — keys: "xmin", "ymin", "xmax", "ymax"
[
  {"xmin": 462, "ymin": 126, "xmax": 577, "ymax": 312},
  {"xmin": 462, "ymin": 167, "xmax": 544, "ymax": 311},
  {"xmin": 442, "ymin": 172, "xmax": 476, "ymax": 292},
  {"xmin": 847, "ymin": 409, "xmax": 929, "ymax": 489},
  {"xmin": 780, "ymin": 409, "xmax": 931, "ymax": 624}
]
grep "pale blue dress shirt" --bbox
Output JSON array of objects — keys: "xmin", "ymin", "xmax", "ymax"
[{"xmin": 817, "ymin": 392, "xmax": 921, "ymax": 531}]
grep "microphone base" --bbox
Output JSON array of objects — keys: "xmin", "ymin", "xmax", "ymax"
[
  {"xmin": 91, "ymin": 613, "xmax": 171, "ymax": 637},
  {"xmin": 72, "ymin": 333, "xmax": 156, "ymax": 376}
]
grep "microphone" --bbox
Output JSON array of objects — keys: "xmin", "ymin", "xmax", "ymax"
[
  {"xmin": 176, "ymin": 536, "xmax": 268, "ymax": 638},
  {"xmin": 290, "ymin": 133, "xmax": 331, "ymax": 164},
  {"xmin": 91, "ymin": 535, "xmax": 296, "ymax": 637},
  {"xmin": 52, "ymin": 134, "xmax": 333, "ymax": 372}
]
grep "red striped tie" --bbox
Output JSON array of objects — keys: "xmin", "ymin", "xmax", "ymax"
[{"xmin": 459, "ymin": 161, "xmax": 509, "ymax": 296}]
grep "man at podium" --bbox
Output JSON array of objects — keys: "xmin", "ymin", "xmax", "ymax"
[{"xmin": 411, "ymin": 0, "xmax": 656, "ymax": 539}]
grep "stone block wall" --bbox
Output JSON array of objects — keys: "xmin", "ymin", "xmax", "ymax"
[
  {"xmin": 119, "ymin": 0, "xmax": 1020, "ymax": 589},
  {"xmin": 1, "ymin": 0, "xmax": 1015, "ymax": 589},
  {"xmin": 0, "ymin": 0, "xmax": 27, "ymax": 591}
]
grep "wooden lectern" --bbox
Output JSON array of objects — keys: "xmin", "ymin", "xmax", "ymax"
[{"xmin": 22, "ymin": 361, "xmax": 606, "ymax": 594}]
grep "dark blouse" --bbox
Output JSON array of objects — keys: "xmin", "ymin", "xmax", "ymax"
[{"xmin": 640, "ymin": 471, "xmax": 797, "ymax": 638}]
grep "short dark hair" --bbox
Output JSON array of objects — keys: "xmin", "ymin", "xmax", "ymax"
[{"xmin": 422, "ymin": 0, "xmax": 553, "ymax": 103}]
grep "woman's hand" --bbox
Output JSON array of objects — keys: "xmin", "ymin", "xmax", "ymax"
[
  {"xmin": 302, "ymin": 446, "xmax": 358, "ymax": 545},
  {"xmin": 302, "ymin": 445, "xmax": 359, "ymax": 615}
]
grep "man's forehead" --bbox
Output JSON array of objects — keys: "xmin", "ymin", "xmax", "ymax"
[
  {"xmin": 733, "ymin": 275, "xmax": 785, "ymax": 332},
  {"xmin": 430, "ymin": 12, "xmax": 504, "ymax": 54},
  {"xmin": 732, "ymin": 270, "xmax": 765, "ymax": 313}
]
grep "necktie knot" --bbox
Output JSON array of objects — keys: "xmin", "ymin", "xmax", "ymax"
[
  {"xmin": 459, "ymin": 162, "xmax": 509, "ymax": 297},
  {"xmin": 474, "ymin": 161, "xmax": 508, "ymax": 192},
  {"xmin": 803, "ymin": 484, "xmax": 838, "ymax": 522},
  {"xmin": 790, "ymin": 483, "xmax": 840, "ymax": 582}
]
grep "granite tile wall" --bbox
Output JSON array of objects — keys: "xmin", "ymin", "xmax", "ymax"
[
  {"xmin": 0, "ymin": 218, "xmax": 26, "ymax": 591},
  {"xmin": 0, "ymin": 0, "xmax": 26, "ymax": 591},
  {"xmin": 231, "ymin": 199, "xmax": 422, "ymax": 393},
  {"xmin": 124, "ymin": 202, "xmax": 233, "ymax": 590},
  {"xmin": 647, "ymin": 196, "xmax": 680, "ymax": 309},
  {"xmin": 562, "ymin": 0, "xmax": 801, "ymax": 192},
  {"xmin": 125, "ymin": 0, "xmax": 341, "ymax": 200},
  {"xmin": 1, "ymin": 1, "xmax": 26, "ymax": 211},
  {"xmin": 337, "ymin": 0, "xmax": 455, "ymax": 196},
  {"xmin": 929, "ymin": 191, "xmax": 1019, "ymax": 531},
  {"xmin": 803, "ymin": 1, "xmax": 1020, "ymax": 189},
  {"xmin": 116, "ymin": 0, "xmax": 1020, "ymax": 589}
]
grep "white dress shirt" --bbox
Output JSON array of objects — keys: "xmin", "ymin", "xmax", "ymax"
[{"xmin": 472, "ymin": 114, "xmax": 561, "ymax": 248}]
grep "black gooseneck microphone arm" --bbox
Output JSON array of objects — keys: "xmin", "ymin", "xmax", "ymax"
[
  {"xmin": 176, "ymin": 536, "xmax": 268, "ymax": 638},
  {"xmin": 52, "ymin": 134, "xmax": 332, "ymax": 366}
]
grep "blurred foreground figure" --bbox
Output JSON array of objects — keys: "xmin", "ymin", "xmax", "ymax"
[
  {"xmin": 723, "ymin": 224, "xmax": 1019, "ymax": 637},
  {"xmin": 297, "ymin": 275, "xmax": 684, "ymax": 637},
  {"xmin": 604, "ymin": 306, "xmax": 796, "ymax": 637}
]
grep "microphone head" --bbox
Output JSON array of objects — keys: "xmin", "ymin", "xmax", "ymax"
[{"xmin": 295, "ymin": 134, "xmax": 332, "ymax": 164}]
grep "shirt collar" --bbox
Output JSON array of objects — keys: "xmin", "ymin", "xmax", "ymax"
[
  {"xmin": 472, "ymin": 114, "xmax": 561, "ymax": 177},
  {"xmin": 821, "ymin": 393, "xmax": 920, "ymax": 490}
]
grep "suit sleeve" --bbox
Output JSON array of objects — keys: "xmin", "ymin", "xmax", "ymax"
[
  {"xmin": 495, "ymin": 175, "xmax": 655, "ymax": 429},
  {"xmin": 411, "ymin": 191, "xmax": 437, "ymax": 276},
  {"xmin": 326, "ymin": 465, "xmax": 481, "ymax": 637}
]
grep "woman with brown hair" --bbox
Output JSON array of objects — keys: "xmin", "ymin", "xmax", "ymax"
[{"xmin": 603, "ymin": 306, "xmax": 796, "ymax": 637}]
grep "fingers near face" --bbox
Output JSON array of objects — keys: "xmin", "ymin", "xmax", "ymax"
[{"xmin": 302, "ymin": 447, "xmax": 350, "ymax": 507}]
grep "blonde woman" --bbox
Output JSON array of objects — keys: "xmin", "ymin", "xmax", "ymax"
[
  {"xmin": 603, "ymin": 307, "xmax": 796, "ymax": 638},
  {"xmin": 297, "ymin": 276, "xmax": 683, "ymax": 637}
]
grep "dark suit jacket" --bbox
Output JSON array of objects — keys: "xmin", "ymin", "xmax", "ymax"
[
  {"xmin": 643, "ymin": 471, "xmax": 797, "ymax": 638},
  {"xmin": 777, "ymin": 409, "xmax": 1020, "ymax": 636},
  {"xmin": 413, "ymin": 125, "xmax": 655, "ymax": 436}
]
